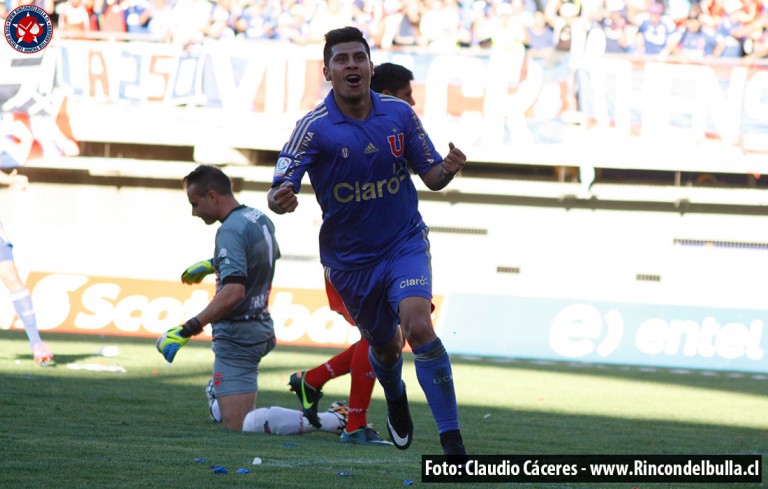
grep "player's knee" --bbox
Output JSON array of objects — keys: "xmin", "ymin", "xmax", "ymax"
[
  {"xmin": 401, "ymin": 316, "xmax": 435, "ymax": 349},
  {"xmin": 372, "ymin": 343, "xmax": 402, "ymax": 365}
]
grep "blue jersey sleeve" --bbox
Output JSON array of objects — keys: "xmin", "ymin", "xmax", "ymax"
[
  {"xmin": 271, "ymin": 105, "xmax": 326, "ymax": 192},
  {"xmin": 402, "ymin": 106, "xmax": 442, "ymax": 175}
]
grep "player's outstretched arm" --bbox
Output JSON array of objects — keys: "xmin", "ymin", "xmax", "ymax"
[
  {"xmin": 420, "ymin": 142, "xmax": 466, "ymax": 191},
  {"xmin": 267, "ymin": 181, "xmax": 298, "ymax": 214}
]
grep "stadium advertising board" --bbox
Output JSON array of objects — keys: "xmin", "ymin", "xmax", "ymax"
[
  {"xmin": 0, "ymin": 272, "xmax": 764, "ymax": 373},
  {"xmin": 442, "ymin": 294, "xmax": 767, "ymax": 373},
  {"xmin": 0, "ymin": 272, "xmax": 442, "ymax": 350}
]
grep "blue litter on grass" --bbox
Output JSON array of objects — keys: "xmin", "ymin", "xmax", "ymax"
[
  {"xmin": 194, "ymin": 457, "xmax": 207, "ymax": 463},
  {"xmin": 211, "ymin": 466, "xmax": 229, "ymax": 474},
  {"xmin": 236, "ymin": 468, "xmax": 250, "ymax": 474},
  {"xmin": 283, "ymin": 443, "xmax": 298, "ymax": 447},
  {"xmin": 404, "ymin": 480, "xmax": 414, "ymax": 486},
  {"xmin": 338, "ymin": 472, "xmax": 352, "ymax": 477}
]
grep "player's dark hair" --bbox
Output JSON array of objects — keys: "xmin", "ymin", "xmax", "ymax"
[
  {"xmin": 183, "ymin": 165, "xmax": 232, "ymax": 196},
  {"xmin": 371, "ymin": 63, "xmax": 414, "ymax": 94},
  {"xmin": 323, "ymin": 26, "xmax": 370, "ymax": 68}
]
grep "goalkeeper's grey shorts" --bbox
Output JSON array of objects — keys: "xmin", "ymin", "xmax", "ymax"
[{"xmin": 210, "ymin": 335, "xmax": 276, "ymax": 397}]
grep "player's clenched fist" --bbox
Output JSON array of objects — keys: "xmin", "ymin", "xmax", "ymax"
[
  {"xmin": 268, "ymin": 181, "xmax": 299, "ymax": 214},
  {"xmin": 442, "ymin": 142, "xmax": 466, "ymax": 176}
]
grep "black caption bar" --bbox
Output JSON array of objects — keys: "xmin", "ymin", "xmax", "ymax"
[{"xmin": 422, "ymin": 455, "xmax": 762, "ymax": 483}]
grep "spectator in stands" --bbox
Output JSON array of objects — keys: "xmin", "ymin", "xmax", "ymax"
[
  {"xmin": 594, "ymin": 0, "xmax": 634, "ymax": 54},
  {"xmin": 164, "ymin": 0, "xmax": 209, "ymax": 45},
  {"xmin": 234, "ymin": 0, "xmax": 276, "ymax": 40},
  {"xmin": 666, "ymin": 5, "xmax": 717, "ymax": 57},
  {"xmin": 14, "ymin": 0, "xmax": 55, "ymax": 18},
  {"xmin": 728, "ymin": 11, "xmax": 768, "ymax": 58},
  {"xmin": 419, "ymin": 0, "xmax": 461, "ymax": 49},
  {"xmin": 148, "ymin": 0, "xmax": 173, "ymax": 39},
  {"xmin": 524, "ymin": 9, "xmax": 557, "ymax": 57},
  {"xmin": 667, "ymin": 0, "xmax": 696, "ymax": 24},
  {"xmin": 58, "ymin": 0, "xmax": 92, "ymax": 37},
  {"xmin": 635, "ymin": 2, "xmax": 677, "ymax": 55},
  {"xmin": 377, "ymin": 0, "xmax": 407, "ymax": 48},
  {"xmin": 471, "ymin": 1, "xmax": 527, "ymax": 50},
  {"xmin": 306, "ymin": 0, "xmax": 355, "ymax": 44},
  {"xmin": 712, "ymin": 0, "xmax": 748, "ymax": 57},
  {"xmin": 123, "ymin": 0, "xmax": 153, "ymax": 34},
  {"xmin": 392, "ymin": 0, "xmax": 421, "ymax": 46},
  {"xmin": 353, "ymin": 0, "xmax": 386, "ymax": 48},
  {"xmin": 99, "ymin": 0, "xmax": 127, "ymax": 33},
  {"xmin": 204, "ymin": 0, "xmax": 235, "ymax": 39},
  {"xmin": 273, "ymin": 3, "xmax": 310, "ymax": 43}
]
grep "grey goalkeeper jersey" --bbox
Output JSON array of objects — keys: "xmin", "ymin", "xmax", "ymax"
[{"xmin": 212, "ymin": 205, "xmax": 280, "ymax": 345}]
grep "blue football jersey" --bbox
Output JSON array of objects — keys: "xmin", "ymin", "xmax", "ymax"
[{"xmin": 273, "ymin": 90, "xmax": 443, "ymax": 270}]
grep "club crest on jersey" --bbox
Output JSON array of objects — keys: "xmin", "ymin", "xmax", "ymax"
[
  {"xmin": 274, "ymin": 156, "xmax": 291, "ymax": 177},
  {"xmin": 340, "ymin": 146, "xmax": 349, "ymax": 159},
  {"xmin": 4, "ymin": 5, "xmax": 53, "ymax": 54},
  {"xmin": 387, "ymin": 133, "xmax": 404, "ymax": 157}
]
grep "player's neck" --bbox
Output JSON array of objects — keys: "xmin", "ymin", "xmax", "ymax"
[
  {"xmin": 218, "ymin": 198, "xmax": 242, "ymax": 222},
  {"xmin": 334, "ymin": 93, "xmax": 372, "ymax": 121}
]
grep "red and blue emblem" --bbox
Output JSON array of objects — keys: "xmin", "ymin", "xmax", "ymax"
[{"xmin": 4, "ymin": 5, "xmax": 53, "ymax": 54}]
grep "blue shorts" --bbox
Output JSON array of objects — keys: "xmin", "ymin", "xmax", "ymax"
[{"xmin": 324, "ymin": 227, "xmax": 432, "ymax": 348}]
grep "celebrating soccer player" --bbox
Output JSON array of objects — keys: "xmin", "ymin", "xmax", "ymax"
[{"xmin": 267, "ymin": 27, "xmax": 468, "ymax": 459}]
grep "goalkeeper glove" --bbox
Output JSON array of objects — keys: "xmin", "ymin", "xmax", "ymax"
[
  {"xmin": 156, "ymin": 318, "xmax": 203, "ymax": 363},
  {"xmin": 181, "ymin": 259, "xmax": 214, "ymax": 284}
]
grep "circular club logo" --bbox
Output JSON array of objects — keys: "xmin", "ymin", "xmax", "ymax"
[{"xmin": 4, "ymin": 5, "xmax": 53, "ymax": 54}]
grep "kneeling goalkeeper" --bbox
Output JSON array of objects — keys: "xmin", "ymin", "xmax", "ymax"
[{"xmin": 157, "ymin": 164, "xmax": 280, "ymax": 431}]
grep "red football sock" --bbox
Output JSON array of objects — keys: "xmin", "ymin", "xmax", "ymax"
[
  {"xmin": 304, "ymin": 342, "xmax": 356, "ymax": 390},
  {"xmin": 345, "ymin": 339, "xmax": 375, "ymax": 432}
]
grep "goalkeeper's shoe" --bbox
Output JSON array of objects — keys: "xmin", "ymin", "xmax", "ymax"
[
  {"xmin": 340, "ymin": 426, "xmax": 393, "ymax": 446},
  {"xmin": 288, "ymin": 371, "xmax": 323, "ymax": 429},
  {"xmin": 385, "ymin": 383, "xmax": 413, "ymax": 450},
  {"xmin": 32, "ymin": 342, "xmax": 54, "ymax": 367},
  {"xmin": 206, "ymin": 379, "xmax": 222, "ymax": 423},
  {"xmin": 156, "ymin": 326, "xmax": 190, "ymax": 363},
  {"xmin": 327, "ymin": 401, "xmax": 348, "ymax": 433}
]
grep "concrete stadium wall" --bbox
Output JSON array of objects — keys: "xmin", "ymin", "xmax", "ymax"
[{"xmin": 1, "ymin": 179, "xmax": 766, "ymax": 372}]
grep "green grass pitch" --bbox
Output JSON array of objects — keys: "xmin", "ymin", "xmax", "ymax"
[{"xmin": 1, "ymin": 331, "xmax": 766, "ymax": 488}]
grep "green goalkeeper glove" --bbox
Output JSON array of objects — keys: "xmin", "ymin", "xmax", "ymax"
[
  {"xmin": 181, "ymin": 259, "xmax": 214, "ymax": 284},
  {"xmin": 156, "ymin": 319, "xmax": 202, "ymax": 363}
]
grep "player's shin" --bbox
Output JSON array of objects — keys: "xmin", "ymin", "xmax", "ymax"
[
  {"xmin": 413, "ymin": 338, "xmax": 460, "ymax": 434},
  {"xmin": 368, "ymin": 348, "xmax": 405, "ymax": 401}
]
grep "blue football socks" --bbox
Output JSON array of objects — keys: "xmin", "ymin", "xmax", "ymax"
[
  {"xmin": 368, "ymin": 347, "xmax": 405, "ymax": 401},
  {"xmin": 413, "ymin": 338, "xmax": 460, "ymax": 434}
]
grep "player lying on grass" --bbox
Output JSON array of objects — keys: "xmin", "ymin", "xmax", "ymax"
[{"xmin": 207, "ymin": 379, "xmax": 348, "ymax": 435}]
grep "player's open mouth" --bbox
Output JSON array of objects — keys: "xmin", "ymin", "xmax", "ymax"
[{"xmin": 345, "ymin": 74, "xmax": 362, "ymax": 86}]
